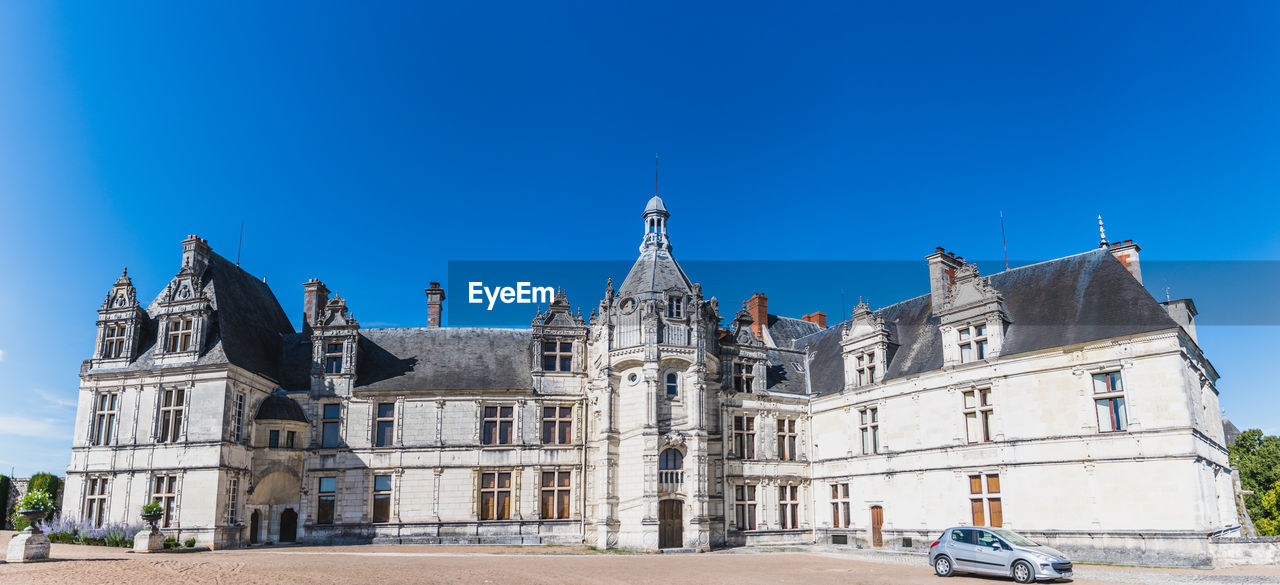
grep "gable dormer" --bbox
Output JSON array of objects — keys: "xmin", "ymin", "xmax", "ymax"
[
  {"xmin": 311, "ymin": 294, "xmax": 360, "ymax": 394},
  {"xmin": 936, "ymin": 263, "xmax": 1010, "ymax": 366},
  {"xmin": 721, "ymin": 308, "xmax": 766, "ymax": 393},
  {"xmin": 532, "ymin": 290, "xmax": 587, "ymax": 375},
  {"xmin": 841, "ymin": 301, "xmax": 894, "ymax": 389},
  {"xmin": 93, "ymin": 268, "xmax": 146, "ymax": 364},
  {"xmin": 154, "ymin": 236, "xmax": 214, "ymax": 361}
]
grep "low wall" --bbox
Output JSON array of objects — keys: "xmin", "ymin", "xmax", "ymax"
[{"xmin": 1209, "ymin": 536, "xmax": 1280, "ymax": 567}]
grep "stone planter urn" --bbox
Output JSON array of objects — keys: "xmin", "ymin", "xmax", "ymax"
[
  {"xmin": 6, "ymin": 510, "xmax": 50, "ymax": 562},
  {"xmin": 134, "ymin": 512, "xmax": 166, "ymax": 553},
  {"xmin": 19, "ymin": 509, "xmax": 47, "ymax": 534}
]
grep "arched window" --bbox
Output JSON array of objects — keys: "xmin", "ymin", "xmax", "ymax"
[
  {"xmin": 659, "ymin": 448, "xmax": 683, "ymax": 489},
  {"xmin": 665, "ymin": 373, "xmax": 679, "ymax": 397}
]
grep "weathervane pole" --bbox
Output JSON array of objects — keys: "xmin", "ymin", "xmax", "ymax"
[
  {"xmin": 1000, "ymin": 211, "xmax": 1009, "ymax": 271},
  {"xmin": 654, "ymin": 155, "xmax": 659, "ymax": 195}
]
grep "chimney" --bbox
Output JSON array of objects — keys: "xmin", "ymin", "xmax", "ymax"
[
  {"xmin": 926, "ymin": 247, "xmax": 964, "ymax": 310},
  {"xmin": 801, "ymin": 312, "xmax": 827, "ymax": 328},
  {"xmin": 181, "ymin": 235, "xmax": 211, "ymax": 275},
  {"xmin": 425, "ymin": 282, "xmax": 446, "ymax": 328},
  {"xmin": 1160, "ymin": 298, "xmax": 1198, "ymax": 343},
  {"xmin": 745, "ymin": 293, "xmax": 768, "ymax": 340},
  {"xmin": 303, "ymin": 279, "xmax": 330, "ymax": 327},
  {"xmin": 1109, "ymin": 240, "xmax": 1142, "ymax": 284}
]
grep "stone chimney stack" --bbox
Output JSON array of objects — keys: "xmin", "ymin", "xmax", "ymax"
[
  {"xmin": 801, "ymin": 312, "xmax": 827, "ymax": 328},
  {"xmin": 425, "ymin": 282, "xmax": 446, "ymax": 328},
  {"xmin": 1160, "ymin": 298, "xmax": 1197, "ymax": 343},
  {"xmin": 1108, "ymin": 240, "xmax": 1142, "ymax": 284},
  {"xmin": 926, "ymin": 247, "xmax": 964, "ymax": 310},
  {"xmin": 303, "ymin": 279, "xmax": 330, "ymax": 327},
  {"xmin": 181, "ymin": 235, "xmax": 211, "ymax": 275},
  {"xmin": 745, "ymin": 293, "xmax": 768, "ymax": 340}
]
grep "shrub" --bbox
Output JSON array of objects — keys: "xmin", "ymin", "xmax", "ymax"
[
  {"xmin": 163, "ymin": 536, "xmax": 179, "ymax": 549},
  {"xmin": 183, "ymin": 537, "xmax": 196, "ymax": 548},
  {"xmin": 11, "ymin": 511, "xmax": 29, "ymax": 532},
  {"xmin": 34, "ymin": 514, "xmax": 146, "ymax": 548},
  {"xmin": 0, "ymin": 475, "xmax": 11, "ymax": 529},
  {"xmin": 26, "ymin": 474, "xmax": 61, "ymax": 512}
]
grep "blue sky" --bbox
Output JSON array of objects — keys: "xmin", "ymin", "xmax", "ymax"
[{"xmin": 1, "ymin": 1, "xmax": 1278, "ymax": 476}]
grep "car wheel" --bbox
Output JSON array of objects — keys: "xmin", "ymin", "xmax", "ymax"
[
  {"xmin": 1011, "ymin": 560, "xmax": 1035, "ymax": 583},
  {"xmin": 933, "ymin": 555, "xmax": 953, "ymax": 577}
]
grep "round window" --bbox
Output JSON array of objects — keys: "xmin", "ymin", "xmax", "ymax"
[{"xmin": 628, "ymin": 373, "xmax": 638, "ymax": 384}]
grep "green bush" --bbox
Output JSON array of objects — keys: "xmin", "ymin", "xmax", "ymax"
[
  {"xmin": 11, "ymin": 511, "xmax": 29, "ymax": 531},
  {"xmin": 17, "ymin": 489, "xmax": 54, "ymax": 513},
  {"xmin": 0, "ymin": 475, "xmax": 11, "ymax": 529},
  {"xmin": 163, "ymin": 536, "xmax": 180, "ymax": 549},
  {"xmin": 183, "ymin": 537, "xmax": 196, "ymax": 548},
  {"xmin": 26, "ymin": 474, "xmax": 61, "ymax": 512}
]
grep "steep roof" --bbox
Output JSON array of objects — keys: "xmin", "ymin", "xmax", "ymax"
[
  {"xmin": 767, "ymin": 315, "xmax": 825, "ymax": 348},
  {"xmin": 353, "ymin": 327, "xmax": 533, "ymax": 392},
  {"xmin": 255, "ymin": 391, "xmax": 308, "ymax": 422},
  {"xmin": 616, "ymin": 246, "xmax": 694, "ymax": 299}
]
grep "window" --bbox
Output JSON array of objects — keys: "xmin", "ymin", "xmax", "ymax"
[
  {"xmin": 321, "ymin": 404, "xmax": 341, "ymax": 448},
  {"xmin": 778, "ymin": 485, "xmax": 800, "ymax": 529},
  {"xmin": 375, "ymin": 403, "xmax": 395, "ymax": 447},
  {"xmin": 665, "ymin": 373, "xmax": 679, "ymax": 398},
  {"xmin": 479, "ymin": 471, "xmax": 512, "ymax": 520},
  {"xmin": 286, "ymin": 430, "xmax": 296, "ymax": 448},
  {"xmin": 854, "ymin": 350, "xmax": 876, "ymax": 386},
  {"xmin": 732, "ymin": 415, "xmax": 756, "ymax": 459},
  {"xmin": 666, "ymin": 295, "xmax": 683, "ymax": 318},
  {"xmin": 958, "ymin": 324, "xmax": 988, "ymax": 363},
  {"xmin": 482, "ymin": 406, "xmax": 515, "ymax": 445},
  {"xmin": 1093, "ymin": 372, "xmax": 1128, "ymax": 433},
  {"xmin": 268, "ymin": 430, "xmax": 280, "ymax": 448},
  {"xmin": 157, "ymin": 387, "xmax": 185, "ymax": 443},
  {"xmin": 734, "ymin": 484, "xmax": 757, "ymax": 530},
  {"xmin": 777, "ymin": 418, "xmax": 798, "ymax": 461},
  {"xmin": 859, "ymin": 407, "xmax": 880, "ymax": 455},
  {"xmin": 542, "ymin": 341, "xmax": 573, "ymax": 372},
  {"xmin": 541, "ymin": 406, "xmax": 572, "ymax": 445},
  {"xmin": 969, "ymin": 473, "xmax": 1002, "ymax": 527},
  {"xmin": 152, "ymin": 475, "xmax": 178, "ymax": 528},
  {"xmin": 732, "ymin": 362, "xmax": 754, "ymax": 393},
  {"xmin": 324, "ymin": 342, "xmax": 344, "ymax": 374},
  {"xmin": 316, "ymin": 477, "xmax": 336, "ymax": 524},
  {"xmin": 226, "ymin": 477, "xmax": 239, "ymax": 524},
  {"xmin": 963, "ymin": 388, "xmax": 994, "ymax": 443},
  {"xmin": 540, "ymin": 471, "xmax": 571, "ymax": 519},
  {"xmin": 372, "ymin": 475, "xmax": 392, "ymax": 523},
  {"xmin": 233, "ymin": 393, "xmax": 246, "ymax": 442},
  {"xmin": 103, "ymin": 324, "xmax": 126, "ymax": 358},
  {"xmin": 830, "ymin": 483, "xmax": 850, "ymax": 528},
  {"xmin": 658, "ymin": 448, "xmax": 683, "ymax": 489},
  {"xmin": 84, "ymin": 477, "xmax": 109, "ymax": 528},
  {"xmin": 93, "ymin": 392, "xmax": 119, "ymax": 446},
  {"xmin": 166, "ymin": 318, "xmax": 193, "ymax": 352}
]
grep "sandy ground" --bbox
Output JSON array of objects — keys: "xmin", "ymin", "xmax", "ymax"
[{"xmin": 2, "ymin": 531, "xmax": 1278, "ymax": 585}]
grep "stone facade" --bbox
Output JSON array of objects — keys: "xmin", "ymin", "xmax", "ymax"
[{"xmin": 62, "ymin": 198, "xmax": 1239, "ymax": 565}]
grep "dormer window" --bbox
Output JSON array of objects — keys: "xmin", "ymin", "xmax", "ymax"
[
  {"xmin": 854, "ymin": 351, "xmax": 877, "ymax": 386},
  {"xmin": 166, "ymin": 318, "xmax": 193, "ymax": 352},
  {"xmin": 542, "ymin": 341, "xmax": 572, "ymax": 372},
  {"xmin": 733, "ymin": 362, "xmax": 754, "ymax": 393},
  {"xmin": 103, "ymin": 325, "xmax": 126, "ymax": 358},
  {"xmin": 324, "ymin": 343, "xmax": 344, "ymax": 374},
  {"xmin": 666, "ymin": 296, "xmax": 683, "ymax": 318},
  {"xmin": 958, "ymin": 324, "xmax": 988, "ymax": 363}
]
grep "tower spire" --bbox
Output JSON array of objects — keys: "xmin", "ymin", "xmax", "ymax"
[{"xmin": 1098, "ymin": 215, "xmax": 1108, "ymax": 248}]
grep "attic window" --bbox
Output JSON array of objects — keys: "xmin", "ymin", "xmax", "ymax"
[
  {"xmin": 542, "ymin": 341, "xmax": 573, "ymax": 372},
  {"xmin": 325, "ymin": 343, "xmax": 344, "ymax": 374},
  {"xmin": 103, "ymin": 324, "xmax": 126, "ymax": 358},
  {"xmin": 733, "ymin": 362, "xmax": 754, "ymax": 393},
  {"xmin": 958, "ymin": 324, "xmax": 988, "ymax": 363},
  {"xmin": 166, "ymin": 318, "xmax": 193, "ymax": 352},
  {"xmin": 667, "ymin": 296, "xmax": 683, "ymax": 318},
  {"xmin": 854, "ymin": 351, "xmax": 877, "ymax": 386}
]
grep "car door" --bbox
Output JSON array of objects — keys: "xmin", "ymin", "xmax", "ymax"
[
  {"xmin": 947, "ymin": 528, "xmax": 979, "ymax": 571},
  {"xmin": 971, "ymin": 530, "xmax": 1012, "ymax": 575}
]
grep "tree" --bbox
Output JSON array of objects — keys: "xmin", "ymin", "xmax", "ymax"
[{"xmin": 1229, "ymin": 429, "xmax": 1280, "ymax": 536}]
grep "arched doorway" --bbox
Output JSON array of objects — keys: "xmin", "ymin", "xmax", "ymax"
[
  {"xmin": 249, "ymin": 510, "xmax": 260, "ymax": 545},
  {"xmin": 280, "ymin": 508, "xmax": 298, "ymax": 543},
  {"xmin": 658, "ymin": 499, "xmax": 683, "ymax": 549}
]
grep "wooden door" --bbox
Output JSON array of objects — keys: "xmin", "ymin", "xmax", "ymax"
[
  {"xmin": 249, "ymin": 510, "xmax": 260, "ymax": 545},
  {"xmin": 658, "ymin": 500, "xmax": 683, "ymax": 549},
  {"xmin": 280, "ymin": 508, "xmax": 298, "ymax": 543},
  {"xmin": 870, "ymin": 506, "xmax": 884, "ymax": 547}
]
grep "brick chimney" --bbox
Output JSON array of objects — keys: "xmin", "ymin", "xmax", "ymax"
[
  {"xmin": 926, "ymin": 247, "xmax": 964, "ymax": 310},
  {"xmin": 302, "ymin": 279, "xmax": 329, "ymax": 327},
  {"xmin": 801, "ymin": 312, "xmax": 827, "ymax": 328},
  {"xmin": 1108, "ymin": 240, "xmax": 1142, "ymax": 284},
  {"xmin": 425, "ymin": 282, "xmax": 446, "ymax": 328},
  {"xmin": 745, "ymin": 293, "xmax": 768, "ymax": 340}
]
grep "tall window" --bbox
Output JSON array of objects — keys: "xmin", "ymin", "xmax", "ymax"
[
  {"xmin": 540, "ymin": 471, "xmax": 571, "ymax": 519},
  {"xmin": 542, "ymin": 341, "xmax": 573, "ymax": 372},
  {"xmin": 479, "ymin": 471, "xmax": 512, "ymax": 520},
  {"xmin": 963, "ymin": 388, "xmax": 994, "ymax": 443},
  {"xmin": 84, "ymin": 477, "xmax": 109, "ymax": 528},
  {"xmin": 778, "ymin": 485, "xmax": 800, "ymax": 529},
  {"xmin": 854, "ymin": 351, "xmax": 876, "ymax": 386},
  {"xmin": 268, "ymin": 430, "xmax": 280, "ymax": 448},
  {"xmin": 734, "ymin": 484, "xmax": 757, "ymax": 530},
  {"xmin": 666, "ymin": 295, "xmax": 683, "ymax": 318},
  {"xmin": 316, "ymin": 477, "xmax": 336, "ymax": 524},
  {"xmin": 1093, "ymin": 372, "xmax": 1128, "ymax": 433},
  {"xmin": 732, "ymin": 415, "xmax": 756, "ymax": 459},
  {"xmin": 375, "ymin": 403, "xmax": 395, "ymax": 447},
  {"xmin": 483, "ymin": 406, "xmax": 515, "ymax": 445},
  {"xmin": 777, "ymin": 418, "xmax": 798, "ymax": 461},
  {"xmin": 830, "ymin": 483, "xmax": 850, "ymax": 528},
  {"xmin": 93, "ymin": 392, "xmax": 119, "ymax": 446},
  {"xmin": 157, "ymin": 387, "xmax": 185, "ymax": 443},
  {"xmin": 226, "ymin": 477, "xmax": 239, "ymax": 524},
  {"xmin": 167, "ymin": 318, "xmax": 193, "ymax": 352},
  {"xmin": 958, "ymin": 324, "xmax": 988, "ymax": 363},
  {"xmin": 103, "ymin": 324, "xmax": 126, "ymax": 358},
  {"xmin": 321, "ymin": 404, "xmax": 341, "ymax": 448},
  {"xmin": 658, "ymin": 448, "xmax": 684, "ymax": 489},
  {"xmin": 969, "ymin": 474, "xmax": 1002, "ymax": 527},
  {"xmin": 542, "ymin": 406, "xmax": 572, "ymax": 445},
  {"xmin": 732, "ymin": 362, "xmax": 754, "ymax": 393},
  {"xmin": 372, "ymin": 475, "xmax": 392, "ymax": 523},
  {"xmin": 859, "ymin": 407, "xmax": 880, "ymax": 455},
  {"xmin": 665, "ymin": 373, "xmax": 679, "ymax": 398},
  {"xmin": 286, "ymin": 430, "xmax": 297, "ymax": 448},
  {"xmin": 233, "ymin": 393, "xmax": 246, "ymax": 442},
  {"xmin": 152, "ymin": 475, "xmax": 178, "ymax": 528},
  {"xmin": 324, "ymin": 343, "xmax": 344, "ymax": 374}
]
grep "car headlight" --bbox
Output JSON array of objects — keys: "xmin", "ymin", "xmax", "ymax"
[{"xmin": 1027, "ymin": 551, "xmax": 1059, "ymax": 564}]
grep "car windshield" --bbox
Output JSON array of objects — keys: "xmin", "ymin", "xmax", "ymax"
[{"xmin": 989, "ymin": 528, "xmax": 1039, "ymax": 547}]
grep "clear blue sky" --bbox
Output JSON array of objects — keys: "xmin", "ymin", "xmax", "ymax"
[{"xmin": 1, "ymin": 1, "xmax": 1278, "ymax": 477}]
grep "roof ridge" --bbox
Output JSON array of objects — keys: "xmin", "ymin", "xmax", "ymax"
[{"xmin": 991, "ymin": 247, "xmax": 1105, "ymax": 277}]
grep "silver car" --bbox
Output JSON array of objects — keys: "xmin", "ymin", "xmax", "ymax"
[{"xmin": 929, "ymin": 526, "xmax": 1073, "ymax": 583}]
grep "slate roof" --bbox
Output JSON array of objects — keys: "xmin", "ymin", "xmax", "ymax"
[
  {"xmin": 353, "ymin": 327, "xmax": 533, "ymax": 392},
  {"xmin": 766, "ymin": 315, "xmax": 825, "ymax": 348},
  {"xmin": 795, "ymin": 249, "xmax": 1181, "ymax": 395},
  {"xmin": 255, "ymin": 391, "xmax": 309, "ymax": 422},
  {"xmin": 617, "ymin": 246, "xmax": 694, "ymax": 299},
  {"xmin": 764, "ymin": 348, "xmax": 808, "ymax": 395}
]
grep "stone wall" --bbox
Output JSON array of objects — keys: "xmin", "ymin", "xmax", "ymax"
[{"xmin": 1209, "ymin": 536, "xmax": 1280, "ymax": 568}]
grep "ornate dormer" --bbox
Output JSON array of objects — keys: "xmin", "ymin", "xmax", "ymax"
[
  {"xmin": 93, "ymin": 268, "xmax": 146, "ymax": 364},
  {"xmin": 841, "ymin": 301, "xmax": 894, "ymax": 389},
  {"xmin": 937, "ymin": 263, "xmax": 1011, "ymax": 366},
  {"xmin": 721, "ymin": 308, "xmax": 765, "ymax": 393},
  {"xmin": 154, "ymin": 236, "xmax": 214, "ymax": 360},
  {"xmin": 312, "ymin": 294, "xmax": 360, "ymax": 387},
  {"xmin": 532, "ymin": 289, "xmax": 587, "ymax": 375}
]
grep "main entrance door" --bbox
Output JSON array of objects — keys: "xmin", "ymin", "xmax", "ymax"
[
  {"xmin": 658, "ymin": 500, "xmax": 683, "ymax": 549},
  {"xmin": 870, "ymin": 506, "xmax": 884, "ymax": 547},
  {"xmin": 280, "ymin": 508, "xmax": 298, "ymax": 543},
  {"xmin": 249, "ymin": 510, "xmax": 260, "ymax": 545}
]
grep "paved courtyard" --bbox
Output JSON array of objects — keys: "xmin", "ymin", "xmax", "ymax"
[{"xmin": 2, "ymin": 532, "xmax": 1278, "ymax": 585}]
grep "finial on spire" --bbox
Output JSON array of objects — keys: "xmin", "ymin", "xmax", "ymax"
[{"xmin": 1098, "ymin": 215, "xmax": 1108, "ymax": 248}]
